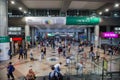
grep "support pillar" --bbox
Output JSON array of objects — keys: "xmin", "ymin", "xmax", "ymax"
[
  {"xmin": 94, "ymin": 25, "xmax": 99, "ymax": 48},
  {"xmin": 75, "ymin": 32, "xmax": 78, "ymax": 40},
  {"xmin": 84, "ymin": 28, "xmax": 87, "ymax": 41},
  {"xmin": 0, "ymin": 0, "xmax": 10, "ymax": 60},
  {"xmin": 31, "ymin": 27, "xmax": 35, "ymax": 47},
  {"xmin": 25, "ymin": 24, "xmax": 30, "ymax": 49}
]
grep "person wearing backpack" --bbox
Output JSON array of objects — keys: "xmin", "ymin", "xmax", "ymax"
[
  {"xmin": 7, "ymin": 62, "xmax": 15, "ymax": 80},
  {"xmin": 49, "ymin": 66, "xmax": 63, "ymax": 80},
  {"xmin": 8, "ymin": 49, "xmax": 12, "ymax": 60}
]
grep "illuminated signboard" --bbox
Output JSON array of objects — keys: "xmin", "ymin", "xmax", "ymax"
[
  {"xmin": 12, "ymin": 37, "xmax": 22, "ymax": 41},
  {"xmin": 101, "ymin": 32, "xmax": 118, "ymax": 38}
]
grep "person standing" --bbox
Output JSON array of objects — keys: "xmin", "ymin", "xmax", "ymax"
[
  {"xmin": 43, "ymin": 46, "xmax": 46, "ymax": 56},
  {"xmin": 63, "ymin": 46, "xmax": 66, "ymax": 58},
  {"xmin": 7, "ymin": 62, "xmax": 15, "ymax": 80},
  {"xmin": 18, "ymin": 47, "xmax": 23, "ymax": 59},
  {"xmin": 8, "ymin": 49, "xmax": 12, "ymax": 60},
  {"xmin": 66, "ymin": 57, "xmax": 70, "ymax": 66},
  {"xmin": 76, "ymin": 61, "xmax": 83, "ymax": 76},
  {"xmin": 24, "ymin": 48, "xmax": 27, "ymax": 59}
]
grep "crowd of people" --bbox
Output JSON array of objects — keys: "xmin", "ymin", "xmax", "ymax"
[{"xmin": 6, "ymin": 38, "xmax": 120, "ymax": 80}]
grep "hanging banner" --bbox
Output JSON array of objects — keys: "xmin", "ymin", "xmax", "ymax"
[
  {"xmin": 25, "ymin": 17, "xmax": 66, "ymax": 25},
  {"xmin": 0, "ymin": 36, "xmax": 10, "ymax": 60},
  {"xmin": 66, "ymin": 16, "xmax": 100, "ymax": 25},
  {"xmin": 25, "ymin": 16, "xmax": 100, "ymax": 25},
  {"xmin": 0, "ymin": 36, "xmax": 10, "ymax": 43}
]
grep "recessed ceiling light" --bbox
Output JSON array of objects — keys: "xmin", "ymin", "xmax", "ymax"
[
  {"xmin": 19, "ymin": 7, "xmax": 22, "ymax": 10},
  {"xmin": 24, "ymin": 11, "xmax": 27, "ymax": 14},
  {"xmin": 11, "ymin": 1, "xmax": 15, "ymax": 4},
  {"xmin": 114, "ymin": 3, "xmax": 119, "ymax": 8},
  {"xmin": 99, "ymin": 12, "xmax": 102, "ymax": 15},
  {"xmin": 105, "ymin": 8, "xmax": 109, "ymax": 12},
  {"xmin": 28, "ymin": 12, "xmax": 31, "ymax": 14},
  {"xmin": 114, "ymin": 13, "xmax": 117, "ymax": 15}
]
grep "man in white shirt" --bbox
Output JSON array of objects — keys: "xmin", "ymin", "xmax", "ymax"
[{"xmin": 54, "ymin": 62, "xmax": 62, "ymax": 73}]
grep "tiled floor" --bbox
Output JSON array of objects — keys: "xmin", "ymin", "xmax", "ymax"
[{"xmin": 0, "ymin": 45, "xmax": 120, "ymax": 80}]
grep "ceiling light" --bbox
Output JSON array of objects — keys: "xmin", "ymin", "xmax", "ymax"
[
  {"xmin": 114, "ymin": 13, "xmax": 118, "ymax": 17},
  {"xmin": 24, "ymin": 11, "xmax": 27, "ymax": 14},
  {"xmin": 105, "ymin": 8, "xmax": 109, "ymax": 12},
  {"xmin": 114, "ymin": 3, "xmax": 119, "ymax": 8},
  {"xmin": 28, "ymin": 12, "xmax": 31, "ymax": 14},
  {"xmin": 19, "ymin": 7, "xmax": 22, "ymax": 10},
  {"xmin": 99, "ymin": 12, "xmax": 102, "ymax": 15},
  {"xmin": 114, "ymin": 13, "xmax": 117, "ymax": 16},
  {"xmin": 11, "ymin": 1, "xmax": 15, "ymax": 4}
]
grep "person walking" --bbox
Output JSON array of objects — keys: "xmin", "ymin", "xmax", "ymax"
[
  {"xmin": 7, "ymin": 62, "xmax": 15, "ymax": 80},
  {"xmin": 49, "ymin": 66, "xmax": 63, "ymax": 80},
  {"xmin": 24, "ymin": 48, "xmax": 27, "ymax": 59},
  {"xmin": 43, "ymin": 46, "xmax": 46, "ymax": 56},
  {"xmin": 30, "ymin": 49, "xmax": 34, "ymax": 61},
  {"xmin": 18, "ymin": 47, "xmax": 23, "ymax": 59}
]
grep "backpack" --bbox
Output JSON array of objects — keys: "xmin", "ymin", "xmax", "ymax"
[
  {"xmin": 49, "ymin": 71, "xmax": 63, "ymax": 80},
  {"xmin": 12, "ymin": 65, "xmax": 15, "ymax": 72},
  {"xmin": 57, "ymin": 72, "xmax": 63, "ymax": 80},
  {"xmin": 49, "ymin": 71, "xmax": 57, "ymax": 80}
]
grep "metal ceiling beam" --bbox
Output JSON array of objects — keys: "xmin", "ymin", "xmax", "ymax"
[
  {"xmin": 74, "ymin": 0, "xmax": 120, "ymax": 3},
  {"xmin": 61, "ymin": 0, "xmax": 72, "ymax": 13}
]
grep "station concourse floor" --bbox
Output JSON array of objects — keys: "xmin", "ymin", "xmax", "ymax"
[{"xmin": 0, "ymin": 45, "xmax": 119, "ymax": 80}]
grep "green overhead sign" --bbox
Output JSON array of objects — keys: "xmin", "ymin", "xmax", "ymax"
[
  {"xmin": 66, "ymin": 16, "xmax": 100, "ymax": 25},
  {"xmin": 0, "ymin": 36, "xmax": 10, "ymax": 43}
]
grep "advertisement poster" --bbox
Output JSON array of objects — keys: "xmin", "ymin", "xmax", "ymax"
[{"xmin": 0, "ymin": 43, "xmax": 10, "ymax": 60}]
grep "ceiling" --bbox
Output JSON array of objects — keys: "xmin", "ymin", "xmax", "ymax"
[
  {"xmin": 8, "ymin": 0, "xmax": 120, "ymax": 29},
  {"xmin": 22, "ymin": 0, "xmax": 62, "ymax": 9},
  {"xmin": 9, "ymin": 0, "xmax": 120, "ymax": 14},
  {"xmin": 22, "ymin": 0, "xmax": 105, "ymax": 10}
]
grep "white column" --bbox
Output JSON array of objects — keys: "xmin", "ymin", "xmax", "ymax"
[
  {"xmin": 94, "ymin": 25, "xmax": 99, "ymax": 48},
  {"xmin": 84, "ymin": 28, "xmax": 87, "ymax": 41},
  {"xmin": 75, "ymin": 32, "xmax": 78, "ymax": 40},
  {"xmin": 25, "ymin": 24, "xmax": 30, "ymax": 42},
  {"xmin": 25, "ymin": 24, "xmax": 30, "ymax": 37},
  {"xmin": 0, "ymin": 0, "xmax": 10, "ymax": 60},
  {"xmin": 25, "ymin": 24, "xmax": 30, "ymax": 49}
]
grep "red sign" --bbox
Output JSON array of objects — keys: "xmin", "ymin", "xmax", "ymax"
[{"xmin": 12, "ymin": 37, "xmax": 22, "ymax": 41}]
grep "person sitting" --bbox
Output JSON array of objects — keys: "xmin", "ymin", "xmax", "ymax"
[
  {"xmin": 26, "ymin": 69, "xmax": 36, "ymax": 80},
  {"xmin": 30, "ymin": 49, "xmax": 34, "ymax": 61}
]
